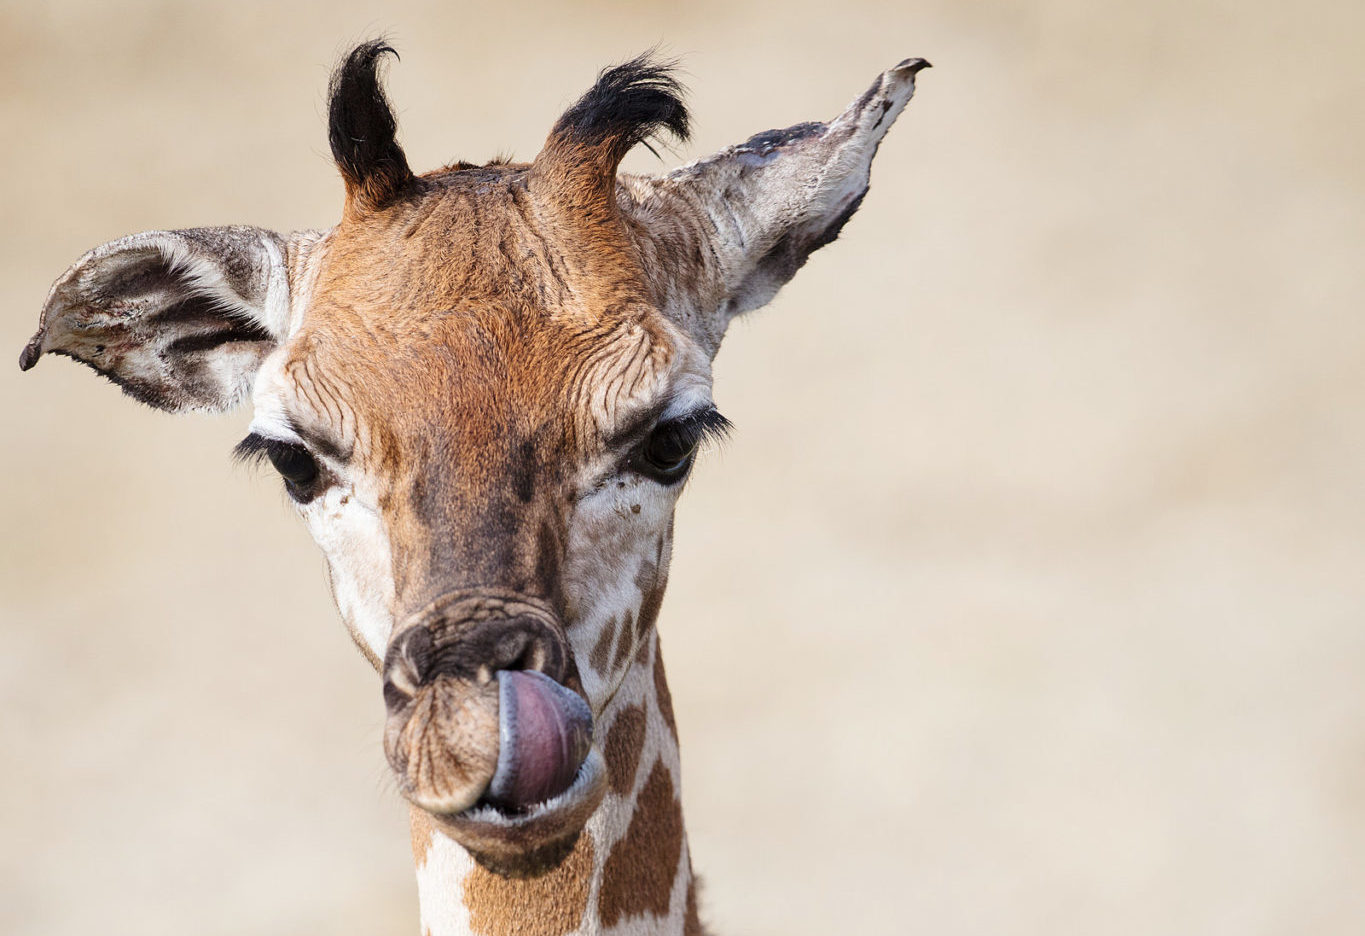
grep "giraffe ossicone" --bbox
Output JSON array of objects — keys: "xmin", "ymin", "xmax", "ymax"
[{"xmin": 20, "ymin": 41, "xmax": 928, "ymax": 936}]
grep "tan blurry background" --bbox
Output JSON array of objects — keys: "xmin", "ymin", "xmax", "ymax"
[{"xmin": 2, "ymin": 0, "xmax": 1364, "ymax": 933}]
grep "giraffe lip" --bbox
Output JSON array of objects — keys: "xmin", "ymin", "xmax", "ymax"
[
  {"xmin": 484, "ymin": 669, "xmax": 593, "ymax": 810},
  {"xmin": 423, "ymin": 674, "xmax": 606, "ymax": 872},
  {"xmin": 439, "ymin": 746, "xmax": 607, "ymax": 875}
]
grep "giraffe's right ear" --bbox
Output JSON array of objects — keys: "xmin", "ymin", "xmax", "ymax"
[{"xmin": 19, "ymin": 226, "xmax": 290, "ymax": 413}]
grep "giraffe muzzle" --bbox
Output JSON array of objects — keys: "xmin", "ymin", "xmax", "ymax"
[{"xmin": 381, "ymin": 595, "xmax": 593, "ymax": 818}]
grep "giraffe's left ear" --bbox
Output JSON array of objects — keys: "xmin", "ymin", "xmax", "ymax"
[
  {"xmin": 19, "ymin": 226, "xmax": 291, "ymax": 412},
  {"xmin": 626, "ymin": 58, "xmax": 928, "ymax": 353}
]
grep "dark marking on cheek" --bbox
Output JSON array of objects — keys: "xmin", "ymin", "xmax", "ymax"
[
  {"xmin": 514, "ymin": 438, "xmax": 537, "ymax": 503},
  {"xmin": 630, "ymin": 504, "xmax": 641, "ymax": 514},
  {"xmin": 532, "ymin": 517, "xmax": 563, "ymax": 600}
]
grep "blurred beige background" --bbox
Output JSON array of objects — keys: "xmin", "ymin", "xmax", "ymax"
[{"xmin": 2, "ymin": 1, "xmax": 1363, "ymax": 934}]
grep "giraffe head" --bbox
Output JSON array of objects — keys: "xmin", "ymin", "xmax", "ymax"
[{"xmin": 19, "ymin": 42, "xmax": 926, "ymax": 875}]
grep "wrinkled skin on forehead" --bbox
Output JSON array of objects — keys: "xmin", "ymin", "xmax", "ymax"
[{"xmin": 283, "ymin": 165, "xmax": 685, "ymax": 618}]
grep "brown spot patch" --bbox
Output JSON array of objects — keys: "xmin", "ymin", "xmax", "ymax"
[
  {"xmin": 684, "ymin": 873, "xmax": 705, "ymax": 936},
  {"xmin": 409, "ymin": 804, "xmax": 436, "ymax": 864},
  {"xmin": 611, "ymin": 609, "xmax": 635, "ymax": 671},
  {"xmin": 590, "ymin": 615, "xmax": 618, "ymax": 675},
  {"xmin": 633, "ymin": 556, "xmax": 667, "ymax": 641},
  {"xmin": 634, "ymin": 630, "xmax": 653, "ymax": 666},
  {"xmin": 653, "ymin": 643, "xmax": 679, "ymax": 744},
  {"xmin": 464, "ymin": 830, "xmax": 594, "ymax": 936},
  {"xmin": 599, "ymin": 758, "xmax": 683, "ymax": 927},
  {"xmin": 604, "ymin": 704, "xmax": 647, "ymax": 795}
]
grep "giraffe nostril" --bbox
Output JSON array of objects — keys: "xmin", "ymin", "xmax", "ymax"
[
  {"xmin": 382, "ymin": 614, "xmax": 571, "ymax": 716},
  {"xmin": 423, "ymin": 615, "xmax": 568, "ymax": 684},
  {"xmin": 383, "ymin": 625, "xmax": 435, "ymax": 711}
]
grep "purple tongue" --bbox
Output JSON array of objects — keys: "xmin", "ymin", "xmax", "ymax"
[{"xmin": 487, "ymin": 670, "xmax": 593, "ymax": 808}]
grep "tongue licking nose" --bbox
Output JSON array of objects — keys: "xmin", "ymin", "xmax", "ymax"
[{"xmin": 486, "ymin": 669, "xmax": 593, "ymax": 808}]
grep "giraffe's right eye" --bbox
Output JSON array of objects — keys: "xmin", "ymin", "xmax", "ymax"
[{"xmin": 234, "ymin": 434, "xmax": 322, "ymax": 502}]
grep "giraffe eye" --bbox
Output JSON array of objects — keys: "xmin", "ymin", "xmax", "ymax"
[
  {"xmin": 631, "ymin": 408, "xmax": 733, "ymax": 485},
  {"xmin": 267, "ymin": 442, "xmax": 319, "ymax": 489},
  {"xmin": 233, "ymin": 434, "xmax": 321, "ymax": 502},
  {"xmin": 637, "ymin": 422, "xmax": 700, "ymax": 484}
]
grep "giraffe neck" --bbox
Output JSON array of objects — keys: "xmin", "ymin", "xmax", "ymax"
[{"xmin": 409, "ymin": 633, "xmax": 702, "ymax": 936}]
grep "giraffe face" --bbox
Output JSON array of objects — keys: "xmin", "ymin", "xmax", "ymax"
[
  {"xmin": 235, "ymin": 182, "xmax": 722, "ymax": 866},
  {"xmin": 20, "ymin": 43, "xmax": 926, "ymax": 876}
]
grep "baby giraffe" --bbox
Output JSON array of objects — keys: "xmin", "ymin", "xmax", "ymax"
[{"xmin": 20, "ymin": 41, "xmax": 927, "ymax": 936}]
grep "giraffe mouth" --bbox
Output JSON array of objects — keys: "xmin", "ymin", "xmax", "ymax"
[
  {"xmin": 382, "ymin": 663, "xmax": 595, "ymax": 819},
  {"xmin": 381, "ymin": 596, "xmax": 607, "ymax": 869},
  {"xmin": 440, "ymin": 745, "xmax": 608, "ymax": 875},
  {"xmin": 428, "ymin": 672, "xmax": 606, "ymax": 874}
]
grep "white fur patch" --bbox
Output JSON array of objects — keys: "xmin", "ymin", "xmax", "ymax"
[
  {"xmin": 416, "ymin": 831, "xmax": 478, "ymax": 936},
  {"xmin": 301, "ymin": 482, "xmax": 397, "ymax": 666}
]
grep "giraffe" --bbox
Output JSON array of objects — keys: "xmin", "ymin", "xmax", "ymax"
[{"xmin": 19, "ymin": 42, "xmax": 927, "ymax": 935}]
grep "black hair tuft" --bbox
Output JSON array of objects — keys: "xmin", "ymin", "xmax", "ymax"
[
  {"xmin": 551, "ymin": 53, "xmax": 691, "ymax": 163},
  {"xmin": 328, "ymin": 39, "xmax": 414, "ymax": 206}
]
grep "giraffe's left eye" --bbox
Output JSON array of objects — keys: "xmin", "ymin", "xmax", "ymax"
[
  {"xmin": 631, "ymin": 408, "xmax": 733, "ymax": 485},
  {"xmin": 637, "ymin": 422, "xmax": 701, "ymax": 484}
]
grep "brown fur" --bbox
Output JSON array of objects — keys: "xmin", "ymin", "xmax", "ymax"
[
  {"xmin": 610, "ymin": 610, "xmax": 636, "ymax": 672},
  {"xmin": 684, "ymin": 875, "xmax": 705, "ymax": 936},
  {"xmin": 293, "ymin": 166, "xmax": 674, "ymax": 614},
  {"xmin": 589, "ymin": 614, "xmax": 619, "ymax": 675},
  {"xmin": 634, "ymin": 551, "xmax": 668, "ymax": 641},
  {"xmin": 410, "ymin": 804, "xmax": 437, "ymax": 864},
  {"xmin": 634, "ymin": 630, "xmax": 654, "ymax": 667},
  {"xmin": 653, "ymin": 640, "xmax": 680, "ymax": 745},
  {"xmin": 604, "ymin": 703, "xmax": 648, "ymax": 795},
  {"xmin": 598, "ymin": 758, "xmax": 685, "ymax": 928},
  {"xmin": 302, "ymin": 155, "xmax": 679, "ymax": 872},
  {"xmin": 464, "ymin": 829, "xmax": 595, "ymax": 936}
]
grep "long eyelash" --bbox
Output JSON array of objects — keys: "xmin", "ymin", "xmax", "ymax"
[
  {"xmin": 671, "ymin": 408, "xmax": 734, "ymax": 449},
  {"xmin": 233, "ymin": 433, "xmax": 300, "ymax": 467}
]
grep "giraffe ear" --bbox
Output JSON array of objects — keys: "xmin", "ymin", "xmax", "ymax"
[
  {"xmin": 18, "ymin": 226, "xmax": 290, "ymax": 412},
  {"xmin": 629, "ymin": 58, "xmax": 928, "ymax": 352}
]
